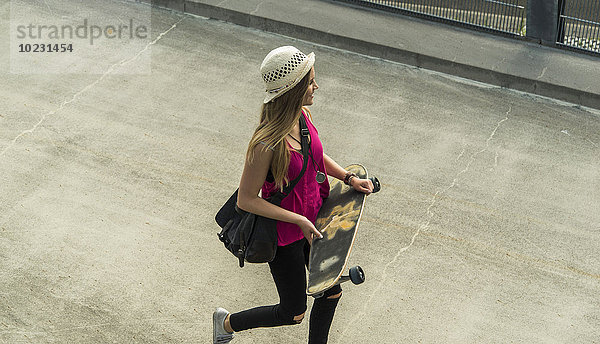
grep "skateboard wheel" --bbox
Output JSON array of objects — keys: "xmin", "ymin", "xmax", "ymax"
[
  {"xmin": 349, "ymin": 266, "xmax": 365, "ymax": 285},
  {"xmin": 370, "ymin": 177, "xmax": 381, "ymax": 193}
]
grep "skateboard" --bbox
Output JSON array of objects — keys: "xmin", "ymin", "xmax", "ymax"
[{"xmin": 307, "ymin": 164, "xmax": 380, "ymax": 297}]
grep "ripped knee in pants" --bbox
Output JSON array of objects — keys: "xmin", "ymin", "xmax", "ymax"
[
  {"xmin": 326, "ymin": 292, "xmax": 342, "ymax": 299},
  {"xmin": 292, "ymin": 312, "xmax": 305, "ymax": 324}
]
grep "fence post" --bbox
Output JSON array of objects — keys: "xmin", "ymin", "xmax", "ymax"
[{"xmin": 526, "ymin": 0, "xmax": 560, "ymax": 44}]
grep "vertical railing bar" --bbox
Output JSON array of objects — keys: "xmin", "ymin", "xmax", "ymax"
[
  {"xmin": 455, "ymin": 0, "xmax": 460, "ymax": 23},
  {"xmin": 578, "ymin": 0, "xmax": 588, "ymax": 49},
  {"xmin": 583, "ymin": 0, "xmax": 595, "ymax": 51},
  {"xmin": 499, "ymin": 1, "xmax": 505, "ymax": 31},
  {"xmin": 443, "ymin": 0, "xmax": 449, "ymax": 19},
  {"xmin": 498, "ymin": 0, "xmax": 505, "ymax": 30},
  {"xmin": 517, "ymin": 0, "xmax": 523, "ymax": 35},
  {"xmin": 505, "ymin": 0, "xmax": 514, "ymax": 32},
  {"xmin": 589, "ymin": 0, "xmax": 595, "ymax": 49},
  {"xmin": 517, "ymin": 0, "xmax": 524, "ymax": 34},
  {"xmin": 509, "ymin": 1, "xmax": 517, "ymax": 34},
  {"xmin": 588, "ymin": 0, "xmax": 597, "ymax": 52},
  {"xmin": 477, "ymin": 0, "xmax": 484, "ymax": 28},
  {"xmin": 523, "ymin": 0, "xmax": 527, "ymax": 35},
  {"xmin": 561, "ymin": 12, "xmax": 571, "ymax": 44},
  {"xmin": 486, "ymin": 0, "xmax": 493, "ymax": 29},
  {"xmin": 466, "ymin": 0, "xmax": 471, "ymax": 24},
  {"xmin": 576, "ymin": 0, "xmax": 586, "ymax": 49},
  {"xmin": 572, "ymin": 0, "xmax": 581, "ymax": 48},
  {"xmin": 580, "ymin": 0, "xmax": 589, "ymax": 49},
  {"xmin": 488, "ymin": 0, "xmax": 495, "ymax": 30},
  {"xmin": 567, "ymin": 11, "xmax": 574, "ymax": 46},
  {"xmin": 464, "ymin": 0, "xmax": 471, "ymax": 24},
  {"xmin": 592, "ymin": 0, "xmax": 600, "ymax": 51},
  {"xmin": 506, "ymin": 0, "xmax": 513, "ymax": 33},
  {"xmin": 466, "ymin": 0, "xmax": 472, "ymax": 25},
  {"xmin": 499, "ymin": 0, "xmax": 506, "ymax": 31},
  {"xmin": 476, "ymin": 0, "xmax": 485, "ymax": 26},
  {"xmin": 492, "ymin": 0, "xmax": 500, "ymax": 30},
  {"xmin": 507, "ymin": 0, "xmax": 519, "ymax": 34},
  {"xmin": 452, "ymin": 0, "xmax": 458, "ymax": 22},
  {"xmin": 500, "ymin": 1, "xmax": 510, "ymax": 31},
  {"xmin": 470, "ymin": 0, "xmax": 478, "ymax": 27},
  {"xmin": 580, "ymin": 0, "xmax": 591, "ymax": 50}
]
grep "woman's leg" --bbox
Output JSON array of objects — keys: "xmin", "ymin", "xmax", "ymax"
[
  {"xmin": 304, "ymin": 241, "xmax": 343, "ymax": 344},
  {"xmin": 308, "ymin": 285, "xmax": 342, "ymax": 344},
  {"xmin": 228, "ymin": 239, "xmax": 308, "ymax": 331}
]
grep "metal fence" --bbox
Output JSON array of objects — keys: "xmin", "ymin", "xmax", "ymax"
[
  {"xmin": 558, "ymin": 0, "xmax": 600, "ymax": 53},
  {"xmin": 334, "ymin": 0, "xmax": 600, "ymax": 54},
  {"xmin": 342, "ymin": 0, "xmax": 527, "ymax": 35}
]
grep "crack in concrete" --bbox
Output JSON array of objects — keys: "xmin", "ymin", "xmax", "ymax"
[
  {"xmin": 250, "ymin": 1, "xmax": 264, "ymax": 15},
  {"xmin": 0, "ymin": 17, "xmax": 184, "ymax": 159},
  {"xmin": 537, "ymin": 66, "xmax": 548, "ymax": 80},
  {"xmin": 493, "ymin": 149, "xmax": 499, "ymax": 169},
  {"xmin": 455, "ymin": 146, "xmax": 466, "ymax": 162},
  {"xmin": 337, "ymin": 106, "xmax": 511, "ymax": 342}
]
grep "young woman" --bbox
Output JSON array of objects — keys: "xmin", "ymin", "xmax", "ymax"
[{"xmin": 213, "ymin": 46, "xmax": 373, "ymax": 344}]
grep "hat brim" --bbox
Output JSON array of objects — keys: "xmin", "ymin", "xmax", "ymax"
[{"xmin": 263, "ymin": 52, "xmax": 315, "ymax": 104}]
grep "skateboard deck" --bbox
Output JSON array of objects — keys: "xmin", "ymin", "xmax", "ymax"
[{"xmin": 307, "ymin": 164, "xmax": 368, "ymax": 296}]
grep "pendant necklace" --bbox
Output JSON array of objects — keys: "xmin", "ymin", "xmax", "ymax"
[{"xmin": 288, "ymin": 133, "xmax": 326, "ymax": 184}]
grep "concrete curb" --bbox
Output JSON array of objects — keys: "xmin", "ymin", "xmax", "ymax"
[{"xmin": 138, "ymin": 0, "xmax": 600, "ymax": 110}]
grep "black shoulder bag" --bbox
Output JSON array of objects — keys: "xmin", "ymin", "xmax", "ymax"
[{"xmin": 215, "ymin": 116, "xmax": 310, "ymax": 267}]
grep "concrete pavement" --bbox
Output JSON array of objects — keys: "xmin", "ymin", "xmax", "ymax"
[
  {"xmin": 1, "ymin": 0, "xmax": 599, "ymax": 343},
  {"xmin": 141, "ymin": 0, "xmax": 600, "ymax": 110}
]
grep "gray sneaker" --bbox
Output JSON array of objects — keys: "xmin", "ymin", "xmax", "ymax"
[{"xmin": 213, "ymin": 308, "xmax": 234, "ymax": 344}]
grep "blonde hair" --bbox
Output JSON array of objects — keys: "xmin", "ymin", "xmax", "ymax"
[{"xmin": 247, "ymin": 72, "xmax": 311, "ymax": 190}]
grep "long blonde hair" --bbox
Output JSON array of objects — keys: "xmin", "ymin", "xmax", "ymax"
[{"xmin": 247, "ymin": 72, "xmax": 311, "ymax": 190}]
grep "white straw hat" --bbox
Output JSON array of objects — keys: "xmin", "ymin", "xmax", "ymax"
[{"xmin": 260, "ymin": 46, "xmax": 315, "ymax": 103}]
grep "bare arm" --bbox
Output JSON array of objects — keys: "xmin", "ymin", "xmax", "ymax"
[
  {"xmin": 323, "ymin": 153, "xmax": 348, "ymax": 181},
  {"xmin": 323, "ymin": 153, "xmax": 373, "ymax": 194},
  {"xmin": 237, "ymin": 145, "xmax": 322, "ymax": 243}
]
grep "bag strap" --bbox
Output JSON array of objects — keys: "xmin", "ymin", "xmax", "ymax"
[{"xmin": 270, "ymin": 115, "xmax": 310, "ymax": 203}]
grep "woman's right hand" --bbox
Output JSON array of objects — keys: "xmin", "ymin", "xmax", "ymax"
[{"xmin": 297, "ymin": 216, "xmax": 323, "ymax": 245}]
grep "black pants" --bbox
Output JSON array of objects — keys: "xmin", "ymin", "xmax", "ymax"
[{"xmin": 229, "ymin": 238, "xmax": 342, "ymax": 344}]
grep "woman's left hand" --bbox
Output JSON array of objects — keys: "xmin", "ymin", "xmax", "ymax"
[{"xmin": 350, "ymin": 177, "xmax": 373, "ymax": 194}]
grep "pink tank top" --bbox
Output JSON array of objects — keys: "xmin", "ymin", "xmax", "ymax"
[{"xmin": 261, "ymin": 110, "xmax": 330, "ymax": 246}]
